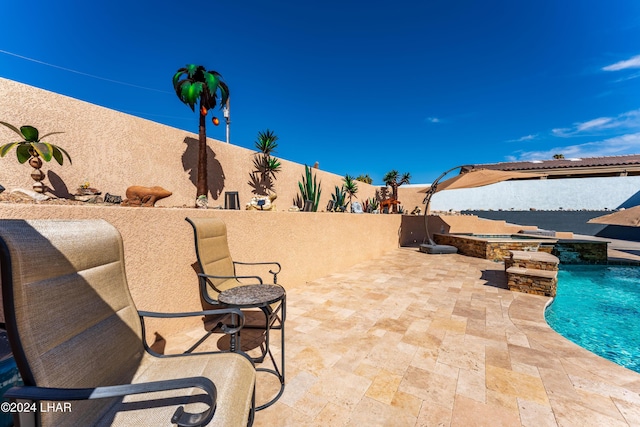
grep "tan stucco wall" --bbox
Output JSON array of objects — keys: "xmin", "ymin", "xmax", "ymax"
[
  {"xmin": 0, "ymin": 204, "xmax": 401, "ymax": 340},
  {"xmin": 397, "ymin": 186, "xmax": 429, "ymax": 214},
  {"xmin": 0, "ymin": 78, "xmax": 379, "ymax": 209}
]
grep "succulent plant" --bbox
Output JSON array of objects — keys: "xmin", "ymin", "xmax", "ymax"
[
  {"xmin": 330, "ymin": 185, "xmax": 348, "ymax": 212},
  {"xmin": 298, "ymin": 165, "xmax": 321, "ymax": 211}
]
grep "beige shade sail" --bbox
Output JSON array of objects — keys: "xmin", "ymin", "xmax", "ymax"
[
  {"xmin": 587, "ymin": 206, "xmax": 640, "ymax": 227},
  {"xmin": 418, "ymin": 168, "xmax": 546, "ymax": 194}
]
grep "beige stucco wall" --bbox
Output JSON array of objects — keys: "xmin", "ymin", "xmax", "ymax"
[
  {"xmin": 0, "ymin": 78, "xmax": 379, "ymax": 210},
  {"xmin": 0, "ymin": 204, "xmax": 401, "ymax": 340},
  {"xmin": 397, "ymin": 186, "xmax": 429, "ymax": 214}
]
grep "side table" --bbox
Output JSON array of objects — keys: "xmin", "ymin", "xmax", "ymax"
[{"xmin": 218, "ymin": 284, "xmax": 285, "ymax": 410}]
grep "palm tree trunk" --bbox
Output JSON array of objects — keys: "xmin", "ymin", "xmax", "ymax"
[
  {"xmin": 392, "ymin": 183, "xmax": 398, "ymax": 213},
  {"xmin": 197, "ymin": 101, "xmax": 208, "ymax": 201}
]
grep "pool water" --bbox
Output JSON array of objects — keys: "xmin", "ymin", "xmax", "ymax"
[{"xmin": 545, "ymin": 264, "xmax": 640, "ymax": 373}]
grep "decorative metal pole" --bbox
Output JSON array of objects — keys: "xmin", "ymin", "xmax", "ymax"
[
  {"xmin": 423, "ymin": 165, "xmax": 472, "ymax": 245},
  {"xmin": 223, "ymin": 98, "xmax": 230, "ymax": 144}
]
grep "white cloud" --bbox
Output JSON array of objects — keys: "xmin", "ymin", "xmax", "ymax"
[
  {"xmin": 427, "ymin": 117, "xmax": 441, "ymax": 123},
  {"xmin": 507, "ymin": 134, "xmax": 537, "ymax": 143},
  {"xmin": 603, "ymin": 54, "xmax": 640, "ymax": 71},
  {"xmin": 552, "ymin": 109, "xmax": 640, "ymax": 137},
  {"xmin": 510, "ymin": 132, "xmax": 640, "ymax": 161}
]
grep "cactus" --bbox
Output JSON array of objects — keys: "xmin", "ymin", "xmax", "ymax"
[{"xmin": 298, "ymin": 165, "xmax": 321, "ymax": 211}]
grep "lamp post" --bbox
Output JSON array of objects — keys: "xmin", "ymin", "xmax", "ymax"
[{"xmin": 222, "ymin": 98, "xmax": 230, "ymax": 144}]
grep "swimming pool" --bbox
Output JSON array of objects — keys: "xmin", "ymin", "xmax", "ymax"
[{"xmin": 545, "ymin": 264, "xmax": 640, "ymax": 373}]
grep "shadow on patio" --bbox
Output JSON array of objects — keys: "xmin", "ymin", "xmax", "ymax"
[{"xmin": 167, "ymin": 248, "xmax": 640, "ymax": 426}]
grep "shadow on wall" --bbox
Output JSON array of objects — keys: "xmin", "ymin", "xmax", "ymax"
[
  {"xmin": 248, "ymin": 171, "xmax": 275, "ymax": 196},
  {"xmin": 182, "ymin": 137, "xmax": 225, "ymax": 201},
  {"xmin": 617, "ymin": 190, "xmax": 640, "ymax": 209},
  {"xmin": 596, "ymin": 225, "xmax": 640, "ymax": 242},
  {"xmin": 398, "ymin": 215, "xmax": 452, "ymax": 247}
]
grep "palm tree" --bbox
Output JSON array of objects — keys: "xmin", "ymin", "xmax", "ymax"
[
  {"xmin": 343, "ymin": 174, "xmax": 358, "ymax": 210},
  {"xmin": 382, "ymin": 170, "xmax": 411, "ymax": 213},
  {"xmin": 173, "ymin": 64, "xmax": 229, "ymax": 207}
]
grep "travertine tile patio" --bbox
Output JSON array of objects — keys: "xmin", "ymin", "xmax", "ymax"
[{"xmin": 170, "ymin": 248, "xmax": 640, "ymax": 426}]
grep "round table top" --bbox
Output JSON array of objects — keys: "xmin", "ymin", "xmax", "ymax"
[{"xmin": 218, "ymin": 284, "xmax": 285, "ymax": 307}]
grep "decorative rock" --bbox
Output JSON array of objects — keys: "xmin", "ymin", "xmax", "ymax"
[
  {"xmin": 351, "ymin": 201, "xmax": 363, "ymax": 214},
  {"xmin": 76, "ymin": 187, "xmax": 101, "ymax": 196},
  {"xmin": 122, "ymin": 186, "xmax": 172, "ymax": 207},
  {"xmin": 246, "ymin": 192, "xmax": 277, "ymax": 211},
  {"xmin": 74, "ymin": 195, "xmax": 103, "ymax": 203},
  {"xmin": 10, "ymin": 188, "xmax": 50, "ymax": 202},
  {"xmin": 195, "ymin": 195, "xmax": 208, "ymax": 209},
  {"xmin": 104, "ymin": 193, "xmax": 122, "ymax": 204}
]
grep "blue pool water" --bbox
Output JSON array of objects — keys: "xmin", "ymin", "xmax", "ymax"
[{"xmin": 545, "ymin": 264, "xmax": 640, "ymax": 373}]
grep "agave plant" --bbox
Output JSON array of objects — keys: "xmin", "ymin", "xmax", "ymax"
[
  {"xmin": 298, "ymin": 165, "xmax": 321, "ymax": 211},
  {"xmin": 366, "ymin": 197, "xmax": 380, "ymax": 213},
  {"xmin": 173, "ymin": 64, "xmax": 229, "ymax": 208},
  {"xmin": 330, "ymin": 185, "xmax": 348, "ymax": 212},
  {"xmin": 343, "ymin": 174, "xmax": 358, "ymax": 210}
]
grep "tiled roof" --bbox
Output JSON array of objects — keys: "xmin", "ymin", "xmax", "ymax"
[{"xmin": 468, "ymin": 154, "xmax": 640, "ymax": 172}]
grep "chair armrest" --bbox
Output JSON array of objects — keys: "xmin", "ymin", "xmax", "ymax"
[
  {"xmin": 4, "ymin": 377, "xmax": 216, "ymax": 427},
  {"xmin": 139, "ymin": 308, "xmax": 245, "ymax": 335},
  {"xmin": 197, "ymin": 273, "xmax": 263, "ymax": 306},
  {"xmin": 233, "ymin": 261, "xmax": 282, "ymax": 284}
]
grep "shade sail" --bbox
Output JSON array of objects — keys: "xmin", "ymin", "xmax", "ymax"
[
  {"xmin": 418, "ymin": 168, "xmax": 546, "ymax": 194},
  {"xmin": 587, "ymin": 206, "xmax": 640, "ymax": 227}
]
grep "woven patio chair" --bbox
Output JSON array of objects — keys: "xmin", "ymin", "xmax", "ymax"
[{"xmin": 0, "ymin": 219, "xmax": 255, "ymax": 427}]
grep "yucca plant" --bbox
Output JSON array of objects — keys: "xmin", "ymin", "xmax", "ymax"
[
  {"xmin": 250, "ymin": 129, "xmax": 282, "ymax": 195},
  {"xmin": 173, "ymin": 64, "xmax": 229, "ymax": 208},
  {"xmin": 343, "ymin": 174, "xmax": 358, "ymax": 210},
  {"xmin": 330, "ymin": 185, "xmax": 348, "ymax": 212},
  {"xmin": 298, "ymin": 164, "xmax": 321, "ymax": 211}
]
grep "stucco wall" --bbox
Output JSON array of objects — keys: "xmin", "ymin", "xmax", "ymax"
[
  {"xmin": 0, "ymin": 78, "xmax": 378, "ymax": 210},
  {"xmin": 0, "ymin": 204, "xmax": 401, "ymax": 340},
  {"xmin": 399, "ymin": 214, "xmax": 537, "ymax": 246}
]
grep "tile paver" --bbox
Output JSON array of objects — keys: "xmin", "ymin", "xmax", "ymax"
[{"xmin": 169, "ymin": 248, "xmax": 640, "ymax": 426}]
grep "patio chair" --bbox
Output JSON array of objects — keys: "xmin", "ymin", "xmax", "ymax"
[
  {"xmin": 0, "ymin": 219, "xmax": 256, "ymax": 427},
  {"xmin": 185, "ymin": 217, "xmax": 284, "ymax": 362}
]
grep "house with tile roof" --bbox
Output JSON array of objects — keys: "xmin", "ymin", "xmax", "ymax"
[
  {"xmin": 417, "ymin": 154, "xmax": 640, "ymax": 212},
  {"xmin": 463, "ymin": 154, "xmax": 640, "ymax": 179}
]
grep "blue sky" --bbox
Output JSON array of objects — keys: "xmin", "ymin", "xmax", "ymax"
[{"xmin": 2, "ymin": 1, "xmax": 640, "ymax": 184}]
